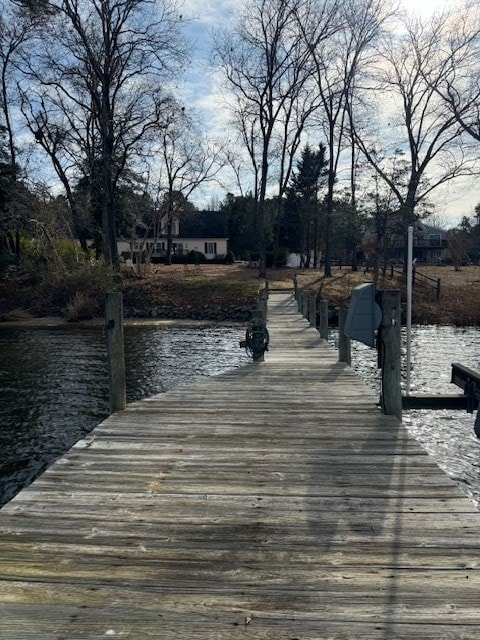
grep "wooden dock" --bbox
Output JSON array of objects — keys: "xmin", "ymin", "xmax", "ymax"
[{"xmin": 1, "ymin": 292, "xmax": 480, "ymax": 639}]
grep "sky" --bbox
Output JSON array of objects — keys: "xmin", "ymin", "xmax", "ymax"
[{"xmin": 179, "ymin": 0, "xmax": 478, "ymax": 227}]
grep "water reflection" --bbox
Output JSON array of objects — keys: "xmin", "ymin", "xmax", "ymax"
[
  {"xmin": 2, "ymin": 322, "xmax": 479, "ymax": 510},
  {"xmin": 332, "ymin": 325, "xmax": 480, "ymax": 508},
  {"xmin": 0, "ymin": 322, "xmax": 249, "ymax": 506}
]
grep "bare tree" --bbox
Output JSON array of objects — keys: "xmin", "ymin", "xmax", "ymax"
[
  {"xmin": 214, "ymin": 0, "xmax": 337, "ymax": 276},
  {"xmin": 361, "ymin": 166, "xmax": 403, "ymax": 278},
  {"xmin": 20, "ymin": 92, "xmax": 93, "ymax": 251},
  {"xmin": 154, "ymin": 105, "xmax": 224, "ymax": 265},
  {"xmin": 446, "ymin": 217, "xmax": 474, "ymax": 271},
  {"xmin": 354, "ymin": 11, "xmax": 478, "ymax": 267},
  {"xmin": 0, "ymin": 2, "xmax": 38, "ymax": 172},
  {"xmin": 299, "ymin": 0, "xmax": 391, "ymax": 276},
  {"xmin": 19, "ymin": 0, "xmax": 187, "ymax": 267},
  {"xmin": 426, "ymin": 1, "xmax": 480, "ymax": 143},
  {"xmin": 0, "ymin": 1, "xmax": 43, "ymax": 256}
]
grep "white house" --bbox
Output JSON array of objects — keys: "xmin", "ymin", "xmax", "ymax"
[{"xmin": 118, "ymin": 211, "xmax": 229, "ymax": 263}]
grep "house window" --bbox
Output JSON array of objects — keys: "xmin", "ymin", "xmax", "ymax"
[
  {"xmin": 204, "ymin": 242, "xmax": 217, "ymax": 255},
  {"xmin": 160, "ymin": 217, "xmax": 180, "ymax": 235},
  {"xmin": 172, "ymin": 243, "xmax": 185, "ymax": 255},
  {"xmin": 155, "ymin": 242, "xmax": 165, "ymax": 253}
]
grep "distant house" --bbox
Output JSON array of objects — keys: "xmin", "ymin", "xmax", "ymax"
[
  {"xmin": 118, "ymin": 210, "xmax": 229, "ymax": 263},
  {"xmin": 389, "ymin": 222, "xmax": 449, "ymax": 264},
  {"xmin": 362, "ymin": 219, "xmax": 450, "ymax": 266}
]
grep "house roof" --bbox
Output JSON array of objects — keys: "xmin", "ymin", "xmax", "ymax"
[
  {"xmin": 133, "ymin": 210, "xmax": 228, "ymax": 240},
  {"xmin": 179, "ymin": 210, "xmax": 228, "ymax": 239},
  {"xmin": 416, "ymin": 222, "xmax": 447, "ymax": 238}
]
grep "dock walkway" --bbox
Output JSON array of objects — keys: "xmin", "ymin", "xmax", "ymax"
[{"xmin": 1, "ymin": 293, "xmax": 480, "ymax": 638}]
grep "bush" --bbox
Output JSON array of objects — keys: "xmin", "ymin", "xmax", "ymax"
[
  {"xmin": 33, "ymin": 260, "xmax": 119, "ymax": 317},
  {"xmin": 56, "ymin": 239, "xmax": 96, "ymax": 271},
  {"xmin": 0, "ymin": 252, "xmax": 14, "ymax": 276},
  {"xmin": 66, "ymin": 292, "xmax": 97, "ymax": 321},
  {"xmin": 224, "ymin": 250, "xmax": 235, "ymax": 265},
  {"xmin": 187, "ymin": 250, "xmax": 207, "ymax": 264}
]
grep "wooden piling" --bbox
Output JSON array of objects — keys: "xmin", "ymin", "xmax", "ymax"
[
  {"xmin": 301, "ymin": 291, "xmax": 308, "ymax": 318},
  {"xmin": 257, "ymin": 286, "xmax": 268, "ymax": 321},
  {"xmin": 318, "ymin": 299, "xmax": 329, "ymax": 339},
  {"xmin": 377, "ymin": 290, "xmax": 402, "ymax": 420},
  {"xmin": 308, "ymin": 293, "xmax": 316, "ymax": 327},
  {"xmin": 338, "ymin": 307, "xmax": 351, "ymax": 365},
  {"xmin": 105, "ymin": 292, "xmax": 126, "ymax": 414}
]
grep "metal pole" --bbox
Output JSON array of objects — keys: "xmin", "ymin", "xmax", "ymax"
[{"xmin": 406, "ymin": 226, "xmax": 413, "ymax": 395}]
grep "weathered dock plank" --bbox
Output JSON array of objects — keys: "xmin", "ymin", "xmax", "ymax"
[{"xmin": 1, "ymin": 292, "xmax": 480, "ymax": 639}]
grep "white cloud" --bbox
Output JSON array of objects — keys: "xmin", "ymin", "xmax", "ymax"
[
  {"xmin": 430, "ymin": 177, "xmax": 479, "ymax": 226},
  {"xmin": 181, "ymin": 0, "xmax": 236, "ymax": 28},
  {"xmin": 399, "ymin": 0, "xmax": 451, "ymax": 16}
]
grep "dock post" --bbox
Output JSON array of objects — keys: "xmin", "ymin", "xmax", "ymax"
[
  {"xmin": 377, "ymin": 290, "xmax": 402, "ymax": 420},
  {"xmin": 105, "ymin": 292, "xmax": 127, "ymax": 414},
  {"xmin": 296, "ymin": 288, "xmax": 302, "ymax": 312},
  {"xmin": 308, "ymin": 293, "xmax": 316, "ymax": 327},
  {"xmin": 301, "ymin": 291, "xmax": 308, "ymax": 318},
  {"xmin": 258, "ymin": 284, "xmax": 268, "ymax": 321},
  {"xmin": 338, "ymin": 308, "xmax": 351, "ymax": 365},
  {"xmin": 318, "ymin": 299, "xmax": 329, "ymax": 339}
]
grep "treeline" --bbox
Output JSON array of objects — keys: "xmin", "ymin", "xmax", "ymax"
[
  {"xmin": 214, "ymin": 0, "xmax": 480, "ymax": 275},
  {"xmin": 0, "ymin": 0, "xmax": 219, "ymax": 274},
  {"xmin": 1, "ymin": 0, "xmax": 480, "ymax": 281}
]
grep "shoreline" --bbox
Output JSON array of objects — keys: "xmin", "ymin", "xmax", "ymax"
[
  {"xmin": 1, "ymin": 312, "xmax": 478, "ymax": 331},
  {"xmin": 2, "ymin": 263, "xmax": 480, "ymax": 327},
  {"xmin": 0, "ymin": 315, "xmax": 245, "ymax": 329}
]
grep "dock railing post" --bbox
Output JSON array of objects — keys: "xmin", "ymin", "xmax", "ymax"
[
  {"xmin": 318, "ymin": 299, "xmax": 328, "ymax": 339},
  {"xmin": 257, "ymin": 282, "xmax": 268, "ymax": 320},
  {"xmin": 105, "ymin": 292, "xmax": 127, "ymax": 414},
  {"xmin": 338, "ymin": 307, "xmax": 351, "ymax": 365},
  {"xmin": 377, "ymin": 290, "xmax": 402, "ymax": 420},
  {"xmin": 308, "ymin": 293, "xmax": 316, "ymax": 327},
  {"xmin": 301, "ymin": 291, "xmax": 308, "ymax": 318}
]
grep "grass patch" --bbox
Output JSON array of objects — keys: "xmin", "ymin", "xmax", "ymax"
[{"xmin": 295, "ymin": 266, "xmax": 480, "ymax": 326}]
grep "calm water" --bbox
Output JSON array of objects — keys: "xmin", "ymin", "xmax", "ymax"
[
  {"xmin": 0, "ymin": 322, "xmax": 249, "ymax": 507},
  {"xmin": 1, "ymin": 322, "xmax": 480, "ymax": 510}
]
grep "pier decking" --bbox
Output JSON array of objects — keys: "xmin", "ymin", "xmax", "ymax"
[{"xmin": 1, "ymin": 292, "xmax": 480, "ymax": 639}]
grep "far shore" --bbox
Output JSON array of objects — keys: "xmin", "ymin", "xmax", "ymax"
[
  {"xmin": 0, "ymin": 314, "xmax": 244, "ymax": 329},
  {"xmin": 1, "ymin": 264, "xmax": 480, "ymax": 327}
]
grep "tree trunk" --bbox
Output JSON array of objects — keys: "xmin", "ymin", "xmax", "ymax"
[
  {"xmin": 324, "ymin": 174, "xmax": 334, "ymax": 277},
  {"xmin": 257, "ymin": 151, "xmax": 269, "ymax": 278},
  {"xmin": 101, "ymin": 82, "xmax": 119, "ymax": 268},
  {"xmin": 166, "ymin": 212, "xmax": 174, "ymax": 265}
]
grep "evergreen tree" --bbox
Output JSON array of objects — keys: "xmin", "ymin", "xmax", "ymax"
[
  {"xmin": 220, "ymin": 193, "xmax": 257, "ymax": 261},
  {"xmin": 283, "ymin": 144, "xmax": 328, "ymax": 267},
  {"xmin": 0, "ymin": 126, "xmax": 19, "ymax": 261}
]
